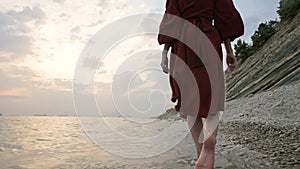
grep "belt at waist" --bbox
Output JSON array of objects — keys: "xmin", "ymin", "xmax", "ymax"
[{"xmin": 184, "ymin": 16, "xmax": 213, "ymax": 32}]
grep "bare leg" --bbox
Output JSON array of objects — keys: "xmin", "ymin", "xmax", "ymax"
[
  {"xmin": 195, "ymin": 127, "xmax": 218, "ymax": 169},
  {"xmin": 187, "ymin": 115, "xmax": 203, "ymax": 158},
  {"xmin": 195, "ymin": 111, "xmax": 222, "ymax": 169}
]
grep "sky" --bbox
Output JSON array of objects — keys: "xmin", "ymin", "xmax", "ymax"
[{"xmin": 0, "ymin": 0, "xmax": 280, "ymax": 116}]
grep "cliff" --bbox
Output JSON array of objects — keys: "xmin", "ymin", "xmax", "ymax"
[{"xmin": 225, "ymin": 12, "xmax": 300, "ymax": 101}]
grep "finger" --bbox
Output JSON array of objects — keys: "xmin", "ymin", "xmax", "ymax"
[
  {"xmin": 229, "ymin": 63, "xmax": 236, "ymax": 68},
  {"xmin": 164, "ymin": 66, "xmax": 169, "ymax": 72},
  {"xmin": 228, "ymin": 62, "xmax": 236, "ymax": 67},
  {"xmin": 229, "ymin": 65, "xmax": 236, "ymax": 71},
  {"xmin": 161, "ymin": 63, "xmax": 167, "ymax": 68},
  {"xmin": 161, "ymin": 65, "xmax": 169, "ymax": 74}
]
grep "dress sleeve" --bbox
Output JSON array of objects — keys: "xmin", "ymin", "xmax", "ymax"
[
  {"xmin": 157, "ymin": 0, "xmax": 182, "ymax": 45},
  {"xmin": 214, "ymin": 0, "xmax": 244, "ymax": 42}
]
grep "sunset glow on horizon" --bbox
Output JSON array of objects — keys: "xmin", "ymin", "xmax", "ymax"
[{"xmin": 0, "ymin": 0, "xmax": 280, "ymax": 116}]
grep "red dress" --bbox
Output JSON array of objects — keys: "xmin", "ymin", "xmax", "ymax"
[{"xmin": 158, "ymin": 0, "xmax": 244, "ymax": 118}]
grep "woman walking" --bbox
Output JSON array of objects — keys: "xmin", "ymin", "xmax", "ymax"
[{"xmin": 158, "ymin": 0, "xmax": 244, "ymax": 168}]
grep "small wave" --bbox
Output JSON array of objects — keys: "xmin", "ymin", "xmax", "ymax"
[
  {"xmin": 36, "ymin": 138, "xmax": 51, "ymax": 142},
  {"xmin": 0, "ymin": 143, "xmax": 22, "ymax": 150}
]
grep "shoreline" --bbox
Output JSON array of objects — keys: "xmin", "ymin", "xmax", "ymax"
[{"xmin": 1, "ymin": 81, "xmax": 298, "ymax": 169}]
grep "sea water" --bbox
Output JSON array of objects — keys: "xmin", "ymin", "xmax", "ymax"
[{"xmin": 0, "ymin": 116, "xmax": 188, "ymax": 169}]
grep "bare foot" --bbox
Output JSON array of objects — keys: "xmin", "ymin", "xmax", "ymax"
[
  {"xmin": 194, "ymin": 149, "xmax": 215, "ymax": 169},
  {"xmin": 194, "ymin": 138, "xmax": 216, "ymax": 169}
]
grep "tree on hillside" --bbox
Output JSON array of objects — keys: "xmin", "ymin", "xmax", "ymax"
[
  {"xmin": 234, "ymin": 21, "xmax": 278, "ymax": 62},
  {"xmin": 233, "ymin": 0, "xmax": 300, "ymax": 64},
  {"xmin": 251, "ymin": 21, "xmax": 278, "ymax": 49},
  {"xmin": 234, "ymin": 39, "xmax": 252, "ymax": 61},
  {"xmin": 277, "ymin": 0, "xmax": 300, "ymax": 20}
]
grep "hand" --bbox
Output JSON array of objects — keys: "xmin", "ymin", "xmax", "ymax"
[
  {"xmin": 226, "ymin": 52, "xmax": 237, "ymax": 72},
  {"xmin": 161, "ymin": 50, "xmax": 170, "ymax": 74}
]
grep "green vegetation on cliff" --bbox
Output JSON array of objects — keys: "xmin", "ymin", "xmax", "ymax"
[
  {"xmin": 277, "ymin": 0, "xmax": 300, "ymax": 20},
  {"xmin": 226, "ymin": 12, "xmax": 300, "ymax": 100},
  {"xmin": 234, "ymin": 21, "xmax": 278, "ymax": 62},
  {"xmin": 234, "ymin": 0, "xmax": 300, "ymax": 63}
]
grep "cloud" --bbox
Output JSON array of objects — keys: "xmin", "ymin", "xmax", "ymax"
[
  {"xmin": 106, "ymin": 50, "xmax": 170, "ymax": 118},
  {"xmin": 0, "ymin": 88, "xmax": 29, "ymax": 97},
  {"xmin": 80, "ymin": 56, "xmax": 104, "ymax": 70},
  {"xmin": 116, "ymin": 73, "xmax": 168, "ymax": 118},
  {"xmin": 98, "ymin": 0, "xmax": 111, "ymax": 14},
  {"xmin": 70, "ymin": 25, "xmax": 84, "ymax": 42},
  {"xmin": 58, "ymin": 13, "xmax": 70, "ymax": 22},
  {"xmin": 0, "ymin": 66, "xmax": 76, "ymax": 116},
  {"xmin": 0, "ymin": 30, "xmax": 32, "ymax": 59},
  {"xmin": 0, "ymin": 67, "xmax": 33, "ymax": 91},
  {"xmin": 242, "ymin": 16, "xmax": 261, "ymax": 42},
  {"xmin": 97, "ymin": 0, "xmax": 128, "ymax": 16},
  {"xmin": 71, "ymin": 26, "xmax": 81, "ymax": 33},
  {"xmin": 6, "ymin": 6, "xmax": 46, "ymax": 24},
  {"xmin": 52, "ymin": 0, "xmax": 66, "ymax": 4},
  {"xmin": 0, "ymin": 87, "xmax": 75, "ymax": 116},
  {"xmin": 0, "ymin": 6, "xmax": 46, "ymax": 59},
  {"xmin": 0, "ymin": 65, "xmax": 72, "ymax": 95},
  {"xmin": 138, "ymin": 13, "xmax": 161, "ymax": 33},
  {"xmin": 70, "ymin": 20, "xmax": 105, "ymax": 43},
  {"xmin": 98, "ymin": 0, "xmax": 110, "ymax": 8}
]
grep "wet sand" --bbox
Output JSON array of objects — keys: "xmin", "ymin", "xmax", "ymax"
[{"xmin": 49, "ymin": 135, "xmax": 235, "ymax": 169}]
